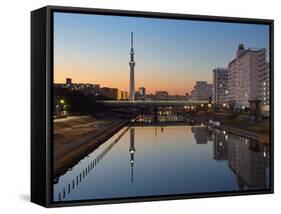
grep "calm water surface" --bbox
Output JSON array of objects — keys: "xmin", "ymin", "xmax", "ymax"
[{"xmin": 53, "ymin": 124, "xmax": 270, "ymax": 201}]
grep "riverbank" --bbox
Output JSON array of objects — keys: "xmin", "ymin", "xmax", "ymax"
[
  {"xmin": 53, "ymin": 112, "xmax": 135, "ymax": 179},
  {"xmin": 186, "ymin": 112, "xmax": 270, "ymax": 144}
]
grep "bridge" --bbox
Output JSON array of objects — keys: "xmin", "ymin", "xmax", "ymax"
[{"xmin": 97, "ymin": 100, "xmax": 210, "ymax": 108}]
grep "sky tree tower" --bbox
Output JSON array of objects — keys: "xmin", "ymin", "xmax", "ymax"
[{"xmin": 129, "ymin": 32, "xmax": 136, "ymax": 101}]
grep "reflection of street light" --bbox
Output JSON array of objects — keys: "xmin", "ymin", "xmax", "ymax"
[
  {"xmin": 223, "ymin": 103, "xmax": 226, "ymax": 107},
  {"xmin": 208, "ymin": 103, "xmax": 212, "ymax": 108},
  {"xmin": 201, "ymin": 104, "xmax": 204, "ymax": 107},
  {"xmin": 60, "ymin": 99, "xmax": 65, "ymax": 104}
]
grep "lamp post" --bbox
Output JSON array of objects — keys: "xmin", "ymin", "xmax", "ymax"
[{"xmin": 58, "ymin": 98, "xmax": 67, "ymax": 117}]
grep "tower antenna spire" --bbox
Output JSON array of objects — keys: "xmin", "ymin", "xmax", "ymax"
[{"xmin": 131, "ymin": 32, "xmax": 133, "ymax": 49}]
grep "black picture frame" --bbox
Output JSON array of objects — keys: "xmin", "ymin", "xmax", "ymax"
[{"xmin": 31, "ymin": 5, "xmax": 274, "ymax": 208}]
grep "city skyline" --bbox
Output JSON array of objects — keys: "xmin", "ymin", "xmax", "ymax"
[{"xmin": 54, "ymin": 12, "xmax": 269, "ymax": 95}]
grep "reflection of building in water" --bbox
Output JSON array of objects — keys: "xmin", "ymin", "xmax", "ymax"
[
  {"xmin": 138, "ymin": 114, "xmax": 185, "ymax": 124},
  {"xmin": 191, "ymin": 127, "xmax": 212, "ymax": 144},
  {"xmin": 129, "ymin": 128, "xmax": 136, "ymax": 183},
  {"xmin": 227, "ymin": 134, "xmax": 269, "ymax": 189},
  {"xmin": 213, "ymin": 129, "xmax": 228, "ymax": 160}
]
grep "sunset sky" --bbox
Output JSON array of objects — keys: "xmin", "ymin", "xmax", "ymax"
[{"xmin": 54, "ymin": 12, "xmax": 269, "ymax": 95}]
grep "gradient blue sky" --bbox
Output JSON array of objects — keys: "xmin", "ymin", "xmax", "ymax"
[{"xmin": 54, "ymin": 12, "xmax": 269, "ymax": 95}]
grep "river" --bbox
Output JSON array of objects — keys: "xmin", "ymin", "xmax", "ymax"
[{"xmin": 53, "ymin": 115, "xmax": 270, "ymax": 202}]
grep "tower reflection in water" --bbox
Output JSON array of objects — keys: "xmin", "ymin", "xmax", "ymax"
[
  {"xmin": 129, "ymin": 126, "xmax": 269, "ymax": 189},
  {"xmin": 54, "ymin": 125, "xmax": 269, "ymax": 201},
  {"xmin": 129, "ymin": 128, "xmax": 136, "ymax": 183}
]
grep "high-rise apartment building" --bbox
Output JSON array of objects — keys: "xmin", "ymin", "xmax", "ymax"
[
  {"xmin": 258, "ymin": 62, "xmax": 270, "ymax": 110},
  {"xmin": 227, "ymin": 44, "xmax": 267, "ymax": 109},
  {"xmin": 213, "ymin": 68, "xmax": 228, "ymax": 106}
]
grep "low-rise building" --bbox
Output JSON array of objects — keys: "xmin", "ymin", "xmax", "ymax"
[
  {"xmin": 190, "ymin": 81, "xmax": 213, "ymax": 101},
  {"xmin": 155, "ymin": 91, "xmax": 169, "ymax": 100},
  {"xmin": 99, "ymin": 87, "xmax": 118, "ymax": 100}
]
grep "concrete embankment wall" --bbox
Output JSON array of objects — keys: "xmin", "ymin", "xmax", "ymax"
[
  {"xmin": 214, "ymin": 124, "xmax": 269, "ymax": 144},
  {"xmin": 186, "ymin": 114, "xmax": 269, "ymax": 144},
  {"xmin": 53, "ymin": 120, "xmax": 129, "ymax": 179}
]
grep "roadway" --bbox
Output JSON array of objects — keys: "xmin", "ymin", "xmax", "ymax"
[{"xmin": 97, "ymin": 100, "xmax": 209, "ymax": 108}]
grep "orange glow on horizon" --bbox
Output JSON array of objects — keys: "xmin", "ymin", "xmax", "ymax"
[
  {"xmin": 55, "ymin": 76, "xmax": 196, "ymax": 95},
  {"xmin": 54, "ymin": 64, "xmax": 211, "ymax": 95}
]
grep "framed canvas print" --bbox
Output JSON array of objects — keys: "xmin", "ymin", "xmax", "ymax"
[{"xmin": 31, "ymin": 5, "xmax": 274, "ymax": 207}]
